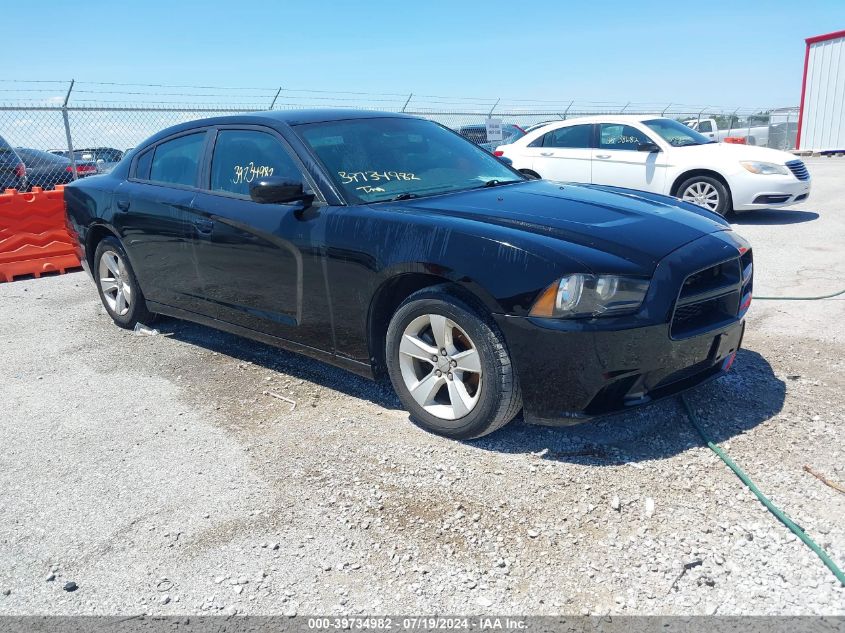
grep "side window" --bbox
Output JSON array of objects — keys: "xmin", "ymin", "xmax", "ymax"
[
  {"xmin": 527, "ymin": 134, "xmax": 545, "ymax": 148},
  {"xmin": 210, "ymin": 129, "xmax": 304, "ymax": 197},
  {"xmin": 698, "ymin": 120, "xmax": 713, "ymax": 133},
  {"xmin": 598, "ymin": 124, "xmax": 651, "ymax": 151},
  {"xmin": 544, "ymin": 125, "xmax": 593, "ymax": 148},
  {"xmin": 149, "ymin": 133, "xmax": 205, "ymax": 187},
  {"xmin": 134, "ymin": 148, "xmax": 153, "ymax": 180}
]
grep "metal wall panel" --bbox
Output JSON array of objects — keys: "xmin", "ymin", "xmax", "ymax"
[{"xmin": 800, "ymin": 34, "xmax": 845, "ymax": 151}]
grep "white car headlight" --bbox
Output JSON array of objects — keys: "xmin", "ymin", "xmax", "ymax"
[
  {"xmin": 740, "ymin": 161, "xmax": 790, "ymax": 175},
  {"xmin": 530, "ymin": 274, "xmax": 650, "ymax": 318}
]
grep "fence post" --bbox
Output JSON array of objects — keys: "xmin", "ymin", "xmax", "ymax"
[
  {"xmin": 269, "ymin": 87, "xmax": 282, "ymax": 110},
  {"xmin": 488, "ymin": 98, "xmax": 500, "ymax": 118},
  {"xmin": 728, "ymin": 108, "xmax": 739, "ymax": 136},
  {"xmin": 62, "ymin": 79, "xmax": 78, "ymax": 180},
  {"xmin": 401, "ymin": 93, "xmax": 413, "ymax": 112}
]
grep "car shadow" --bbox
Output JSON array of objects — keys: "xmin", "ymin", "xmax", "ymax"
[
  {"xmin": 468, "ymin": 349, "xmax": 785, "ymax": 465},
  {"xmin": 731, "ymin": 209, "xmax": 819, "ymax": 225},
  {"xmin": 153, "ymin": 319, "xmax": 783, "ymax": 464},
  {"xmin": 154, "ymin": 317, "xmax": 404, "ymax": 411}
]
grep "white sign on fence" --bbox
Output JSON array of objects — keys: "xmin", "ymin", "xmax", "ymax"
[{"xmin": 485, "ymin": 118, "xmax": 503, "ymax": 142}]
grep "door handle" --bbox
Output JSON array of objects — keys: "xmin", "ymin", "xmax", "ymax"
[
  {"xmin": 595, "ymin": 154, "xmax": 611, "ymax": 159},
  {"xmin": 540, "ymin": 152, "xmax": 555, "ymax": 156},
  {"xmin": 116, "ymin": 198, "xmax": 130, "ymax": 212},
  {"xmin": 193, "ymin": 218, "xmax": 213, "ymax": 235}
]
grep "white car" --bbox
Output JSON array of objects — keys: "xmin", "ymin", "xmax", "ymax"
[{"xmin": 495, "ymin": 115, "xmax": 810, "ymax": 215}]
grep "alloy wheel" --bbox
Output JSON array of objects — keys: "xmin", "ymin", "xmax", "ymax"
[
  {"xmin": 98, "ymin": 250, "xmax": 132, "ymax": 316},
  {"xmin": 397, "ymin": 313, "xmax": 482, "ymax": 420},
  {"xmin": 681, "ymin": 181, "xmax": 720, "ymax": 212}
]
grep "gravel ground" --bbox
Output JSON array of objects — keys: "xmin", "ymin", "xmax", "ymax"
[{"xmin": 0, "ymin": 158, "xmax": 843, "ymax": 616}]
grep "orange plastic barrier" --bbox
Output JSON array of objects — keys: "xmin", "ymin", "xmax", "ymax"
[
  {"xmin": 0, "ymin": 186, "xmax": 81, "ymax": 283},
  {"xmin": 723, "ymin": 137, "xmax": 747, "ymax": 145}
]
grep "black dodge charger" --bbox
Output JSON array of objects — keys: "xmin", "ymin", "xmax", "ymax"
[{"xmin": 65, "ymin": 110, "xmax": 753, "ymax": 440}]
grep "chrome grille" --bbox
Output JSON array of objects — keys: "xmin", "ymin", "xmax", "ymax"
[{"xmin": 785, "ymin": 160, "xmax": 809, "ymax": 181}]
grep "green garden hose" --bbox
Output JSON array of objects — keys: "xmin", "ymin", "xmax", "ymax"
[{"xmin": 680, "ymin": 395, "xmax": 845, "ymax": 587}]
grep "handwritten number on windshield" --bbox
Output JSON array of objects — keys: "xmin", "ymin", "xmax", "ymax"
[{"xmin": 338, "ymin": 171, "xmax": 421, "ymax": 184}]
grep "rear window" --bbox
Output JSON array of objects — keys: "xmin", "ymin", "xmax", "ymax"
[
  {"xmin": 15, "ymin": 148, "xmax": 67, "ymax": 165},
  {"xmin": 135, "ymin": 148, "xmax": 153, "ymax": 180},
  {"xmin": 0, "ymin": 136, "xmax": 18, "ymax": 164},
  {"xmin": 148, "ymin": 133, "xmax": 205, "ymax": 187}
]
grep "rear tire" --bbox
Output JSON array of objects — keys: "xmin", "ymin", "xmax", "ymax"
[
  {"xmin": 678, "ymin": 175, "xmax": 732, "ymax": 216},
  {"xmin": 93, "ymin": 236, "xmax": 154, "ymax": 329},
  {"xmin": 385, "ymin": 286, "xmax": 521, "ymax": 440}
]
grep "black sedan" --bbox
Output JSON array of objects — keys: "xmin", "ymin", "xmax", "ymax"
[
  {"xmin": 14, "ymin": 147, "xmax": 97, "ymax": 190},
  {"xmin": 65, "ymin": 110, "xmax": 752, "ymax": 440}
]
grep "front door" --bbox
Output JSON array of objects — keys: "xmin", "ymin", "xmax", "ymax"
[
  {"xmin": 696, "ymin": 119, "xmax": 717, "ymax": 140},
  {"xmin": 524, "ymin": 123, "xmax": 593, "ymax": 183},
  {"xmin": 590, "ymin": 123, "xmax": 666, "ymax": 194},
  {"xmin": 189, "ymin": 127, "xmax": 324, "ymax": 344}
]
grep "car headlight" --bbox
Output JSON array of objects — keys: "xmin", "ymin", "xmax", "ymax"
[
  {"xmin": 529, "ymin": 274, "xmax": 650, "ymax": 318},
  {"xmin": 740, "ymin": 161, "xmax": 790, "ymax": 175}
]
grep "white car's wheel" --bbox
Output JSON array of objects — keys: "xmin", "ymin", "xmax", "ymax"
[{"xmin": 678, "ymin": 176, "xmax": 731, "ymax": 216}]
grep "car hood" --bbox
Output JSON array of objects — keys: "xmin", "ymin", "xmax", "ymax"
[
  {"xmin": 378, "ymin": 180, "xmax": 731, "ymax": 271},
  {"xmin": 671, "ymin": 141, "xmax": 798, "ymax": 164}
]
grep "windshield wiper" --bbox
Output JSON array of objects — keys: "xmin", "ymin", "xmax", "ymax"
[
  {"xmin": 391, "ymin": 192, "xmax": 419, "ymax": 201},
  {"xmin": 482, "ymin": 179, "xmax": 522, "ymax": 188}
]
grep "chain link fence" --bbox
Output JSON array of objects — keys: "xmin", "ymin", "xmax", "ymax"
[{"xmin": 0, "ymin": 79, "xmax": 799, "ymax": 190}]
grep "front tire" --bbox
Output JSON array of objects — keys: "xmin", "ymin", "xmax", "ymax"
[
  {"xmin": 385, "ymin": 286, "xmax": 522, "ymax": 440},
  {"xmin": 678, "ymin": 175, "xmax": 732, "ymax": 216},
  {"xmin": 93, "ymin": 236, "xmax": 154, "ymax": 329}
]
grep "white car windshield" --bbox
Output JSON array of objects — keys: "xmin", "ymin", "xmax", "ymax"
[{"xmin": 643, "ymin": 119, "xmax": 715, "ymax": 147}]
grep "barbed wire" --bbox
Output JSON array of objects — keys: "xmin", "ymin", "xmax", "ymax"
[{"xmin": 0, "ymin": 78, "xmax": 787, "ymax": 115}]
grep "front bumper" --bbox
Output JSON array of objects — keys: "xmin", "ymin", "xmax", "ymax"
[
  {"xmin": 730, "ymin": 173, "xmax": 811, "ymax": 211},
  {"xmin": 495, "ymin": 313, "xmax": 744, "ymax": 425},
  {"xmin": 495, "ymin": 230, "xmax": 751, "ymax": 425}
]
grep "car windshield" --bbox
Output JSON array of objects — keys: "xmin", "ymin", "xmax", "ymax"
[
  {"xmin": 643, "ymin": 118, "xmax": 714, "ymax": 147},
  {"xmin": 295, "ymin": 117, "xmax": 523, "ymax": 204}
]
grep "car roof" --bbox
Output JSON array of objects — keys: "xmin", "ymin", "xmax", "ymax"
[
  {"xmin": 136, "ymin": 109, "xmax": 419, "ymax": 149},
  {"xmin": 227, "ymin": 108, "xmax": 415, "ymax": 126},
  {"xmin": 551, "ymin": 114, "xmax": 663, "ymax": 124}
]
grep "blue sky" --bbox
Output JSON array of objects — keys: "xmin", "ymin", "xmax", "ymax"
[{"xmin": 5, "ymin": 1, "xmax": 843, "ymax": 109}]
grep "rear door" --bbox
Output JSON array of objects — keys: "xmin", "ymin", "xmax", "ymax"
[
  {"xmin": 113, "ymin": 130, "xmax": 212, "ymax": 314},
  {"xmin": 590, "ymin": 123, "xmax": 667, "ymax": 193},
  {"xmin": 524, "ymin": 124, "xmax": 594, "ymax": 183}
]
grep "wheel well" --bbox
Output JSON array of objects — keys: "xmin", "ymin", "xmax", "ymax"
[
  {"xmin": 670, "ymin": 169, "xmax": 731, "ymax": 198},
  {"xmin": 85, "ymin": 224, "xmax": 119, "ymax": 271},
  {"xmin": 519, "ymin": 169, "xmax": 541, "ymax": 180},
  {"xmin": 367, "ymin": 273, "xmax": 489, "ymax": 378}
]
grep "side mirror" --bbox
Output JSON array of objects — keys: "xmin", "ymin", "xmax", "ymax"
[
  {"xmin": 637, "ymin": 142, "xmax": 661, "ymax": 153},
  {"xmin": 249, "ymin": 176, "xmax": 315, "ymax": 206},
  {"xmin": 498, "ymin": 156, "xmax": 513, "ymax": 166}
]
